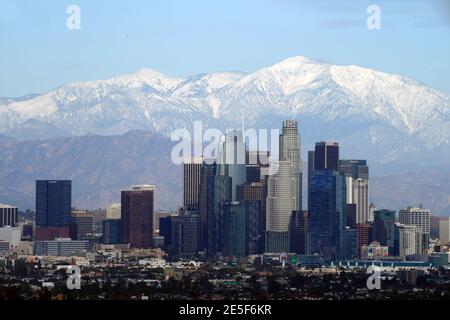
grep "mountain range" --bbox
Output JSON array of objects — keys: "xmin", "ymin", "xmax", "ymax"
[
  {"xmin": 0, "ymin": 56, "xmax": 449, "ymax": 214},
  {"xmin": 0, "ymin": 130, "xmax": 448, "ymax": 215},
  {"xmin": 0, "ymin": 56, "xmax": 449, "ymax": 165}
]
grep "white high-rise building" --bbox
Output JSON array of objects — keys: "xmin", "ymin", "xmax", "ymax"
[
  {"xmin": 266, "ymin": 161, "xmax": 296, "ymax": 232},
  {"xmin": 106, "ymin": 203, "xmax": 121, "ymax": 220},
  {"xmin": 339, "ymin": 160, "xmax": 370, "ymax": 223},
  {"xmin": 0, "ymin": 226, "xmax": 21, "ymax": 250},
  {"xmin": 217, "ymin": 129, "xmax": 246, "ymax": 201},
  {"xmin": 396, "ymin": 223, "xmax": 423, "ymax": 257},
  {"xmin": 279, "ymin": 120, "xmax": 302, "ymax": 211},
  {"xmin": 399, "ymin": 206, "xmax": 431, "ymax": 235},
  {"xmin": 439, "ymin": 218, "xmax": 450, "ymax": 245}
]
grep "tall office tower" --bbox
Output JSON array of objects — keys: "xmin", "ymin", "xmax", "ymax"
[
  {"xmin": 314, "ymin": 142, "xmax": 339, "ymax": 171},
  {"xmin": 70, "ymin": 210, "xmax": 95, "ymax": 241},
  {"xmin": 36, "ymin": 180, "xmax": 72, "ymax": 228},
  {"xmin": 346, "ymin": 204, "xmax": 357, "ymax": 228},
  {"xmin": 198, "ymin": 159, "xmax": 217, "ymax": 250},
  {"xmin": 183, "ymin": 157, "xmax": 202, "ymax": 210},
  {"xmin": 159, "ymin": 215, "xmax": 174, "ymax": 251},
  {"xmin": 102, "ymin": 219, "xmax": 122, "ymax": 244},
  {"xmin": 169, "ymin": 209, "xmax": 202, "ymax": 259},
  {"xmin": 307, "ymin": 150, "xmax": 315, "ymax": 211},
  {"xmin": 339, "ymin": 160, "xmax": 370, "ymax": 224},
  {"xmin": 0, "ymin": 204, "xmax": 18, "ymax": 228},
  {"xmin": 309, "ymin": 170, "xmax": 347, "ymax": 259},
  {"xmin": 279, "ymin": 120, "xmax": 302, "ymax": 211},
  {"xmin": 222, "ymin": 201, "xmax": 260, "ymax": 257},
  {"xmin": 356, "ymin": 223, "xmax": 373, "ymax": 258},
  {"xmin": 431, "ymin": 215, "xmax": 446, "ymax": 239},
  {"xmin": 206, "ymin": 175, "xmax": 232, "ymax": 257},
  {"xmin": 394, "ymin": 223, "xmax": 423, "ymax": 257},
  {"xmin": 372, "ymin": 209, "xmax": 396, "ymax": 255},
  {"xmin": 266, "ymin": 161, "xmax": 296, "ymax": 253},
  {"xmin": 399, "ymin": 206, "xmax": 431, "ymax": 235},
  {"xmin": 236, "ymin": 182, "xmax": 267, "ymax": 252},
  {"xmin": 343, "ymin": 227, "xmax": 358, "ymax": 260},
  {"xmin": 217, "ymin": 129, "xmax": 246, "ymax": 201},
  {"xmin": 289, "ymin": 210, "xmax": 309, "ymax": 254},
  {"xmin": 121, "ymin": 185, "xmax": 155, "ymax": 248},
  {"xmin": 106, "ymin": 203, "xmax": 121, "ymax": 220},
  {"xmin": 439, "ymin": 218, "xmax": 450, "ymax": 245},
  {"xmin": 399, "ymin": 206, "xmax": 430, "ymax": 251}
]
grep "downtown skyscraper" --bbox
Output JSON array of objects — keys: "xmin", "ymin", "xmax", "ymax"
[
  {"xmin": 121, "ymin": 185, "xmax": 155, "ymax": 248},
  {"xmin": 36, "ymin": 180, "xmax": 72, "ymax": 228},
  {"xmin": 279, "ymin": 120, "xmax": 302, "ymax": 211},
  {"xmin": 265, "ymin": 120, "xmax": 301, "ymax": 253},
  {"xmin": 183, "ymin": 157, "xmax": 202, "ymax": 210},
  {"xmin": 308, "ymin": 142, "xmax": 347, "ymax": 259},
  {"xmin": 339, "ymin": 160, "xmax": 370, "ymax": 224},
  {"xmin": 217, "ymin": 129, "xmax": 246, "ymax": 201}
]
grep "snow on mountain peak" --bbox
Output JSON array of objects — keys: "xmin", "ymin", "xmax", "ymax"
[{"xmin": 0, "ymin": 56, "xmax": 448, "ymax": 158}]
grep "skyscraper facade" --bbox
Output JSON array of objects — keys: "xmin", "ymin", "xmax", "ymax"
[
  {"xmin": 279, "ymin": 120, "xmax": 302, "ymax": 211},
  {"xmin": 394, "ymin": 223, "xmax": 423, "ymax": 257},
  {"xmin": 307, "ymin": 150, "xmax": 315, "ymax": 211},
  {"xmin": 308, "ymin": 170, "xmax": 347, "ymax": 259},
  {"xmin": 183, "ymin": 157, "xmax": 202, "ymax": 210},
  {"xmin": 206, "ymin": 175, "xmax": 232, "ymax": 257},
  {"xmin": 36, "ymin": 180, "xmax": 72, "ymax": 228},
  {"xmin": 121, "ymin": 185, "xmax": 155, "ymax": 248},
  {"xmin": 106, "ymin": 203, "xmax": 121, "ymax": 220},
  {"xmin": 399, "ymin": 206, "xmax": 430, "ymax": 251},
  {"xmin": 169, "ymin": 209, "xmax": 202, "ymax": 258},
  {"xmin": 102, "ymin": 219, "xmax": 122, "ymax": 244},
  {"xmin": 0, "ymin": 204, "xmax": 18, "ymax": 228},
  {"xmin": 439, "ymin": 218, "xmax": 450, "ymax": 245},
  {"xmin": 266, "ymin": 161, "xmax": 296, "ymax": 233},
  {"xmin": 222, "ymin": 201, "xmax": 259, "ymax": 257},
  {"xmin": 70, "ymin": 210, "xmax": 95, "ymax": 241},
  {"xmin": 339, "ymin": 160, "xmax": 370, "ymax": 224},
  {"xmin": 399, "ymin": 206, "xmax": 431, "ymax": 235},
  {"xmin": 289, "ymin": 210, "xmax": 309, "ymax": 254},
  {"xmin": 314, "ymin": 142, "xmax": 339, "ymax": 171},
  {"xmin": 217, "ymin": 129, "xmax": 246, "ymax": 201},
  {"xmin": 372, "ymin": 209, "xmax": 396, "ymax": 254},
  {"xmin": 198, "ymin": 159, "xmax": 217, "ymax": 250}
]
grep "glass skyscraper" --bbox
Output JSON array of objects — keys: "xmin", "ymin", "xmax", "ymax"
[
  {"xmin": 372, "ymin": 209, "xmax": 396, "ymax": 255},
  {"xmin": 224, "ymin": 201, "xmax": 260, "ymax": 256},
  {"xmin": 314, "ymin": 142, "xmax": 339, "ymax": 171},
  {"xmin": 309, "ymin": 170, "xmax": 346, "ymax": 260},
  {"xmin": 206, "ymin": 175, "xmax": 232, "ymax": 257},
  {"xmin": 217, "ymin": 129, "xmax": 246, "ymax": 201},
  {"xmin": 35, "ymin": 180, "xmax": 72, "ymax": 228}
]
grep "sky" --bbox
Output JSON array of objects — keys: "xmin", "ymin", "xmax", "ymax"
[{"xmin": 0, "ymin": 0, "xmax": 449, "ymax": 97}]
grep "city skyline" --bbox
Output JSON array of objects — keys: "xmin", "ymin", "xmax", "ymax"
[{"xmin": 0, "ymin": 0, "xmax": 449, "ymax": 305}]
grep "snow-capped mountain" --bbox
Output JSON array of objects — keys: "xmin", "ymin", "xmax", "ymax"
[{"xmin": 0, "ymin": 56, "xmax": 449, "ymax": 164}]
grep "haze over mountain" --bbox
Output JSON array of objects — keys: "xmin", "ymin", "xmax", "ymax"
[
  {"xmin": 0, "ymin": 56, "xmax": 448, "ymax": 166},
  {"xmin": 0, "ymin": 131, "xmax": 448, "ymax": 215}
]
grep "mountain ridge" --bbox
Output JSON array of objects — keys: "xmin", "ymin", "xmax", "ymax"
[{"xmin": 0, "ymin": 56, "xmax": 449, "ymax": 165}]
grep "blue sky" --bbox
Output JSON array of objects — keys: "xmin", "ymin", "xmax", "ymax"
[{"xmin": 0, "ymin": 0, "xmax": 449, "ymax": 96}]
